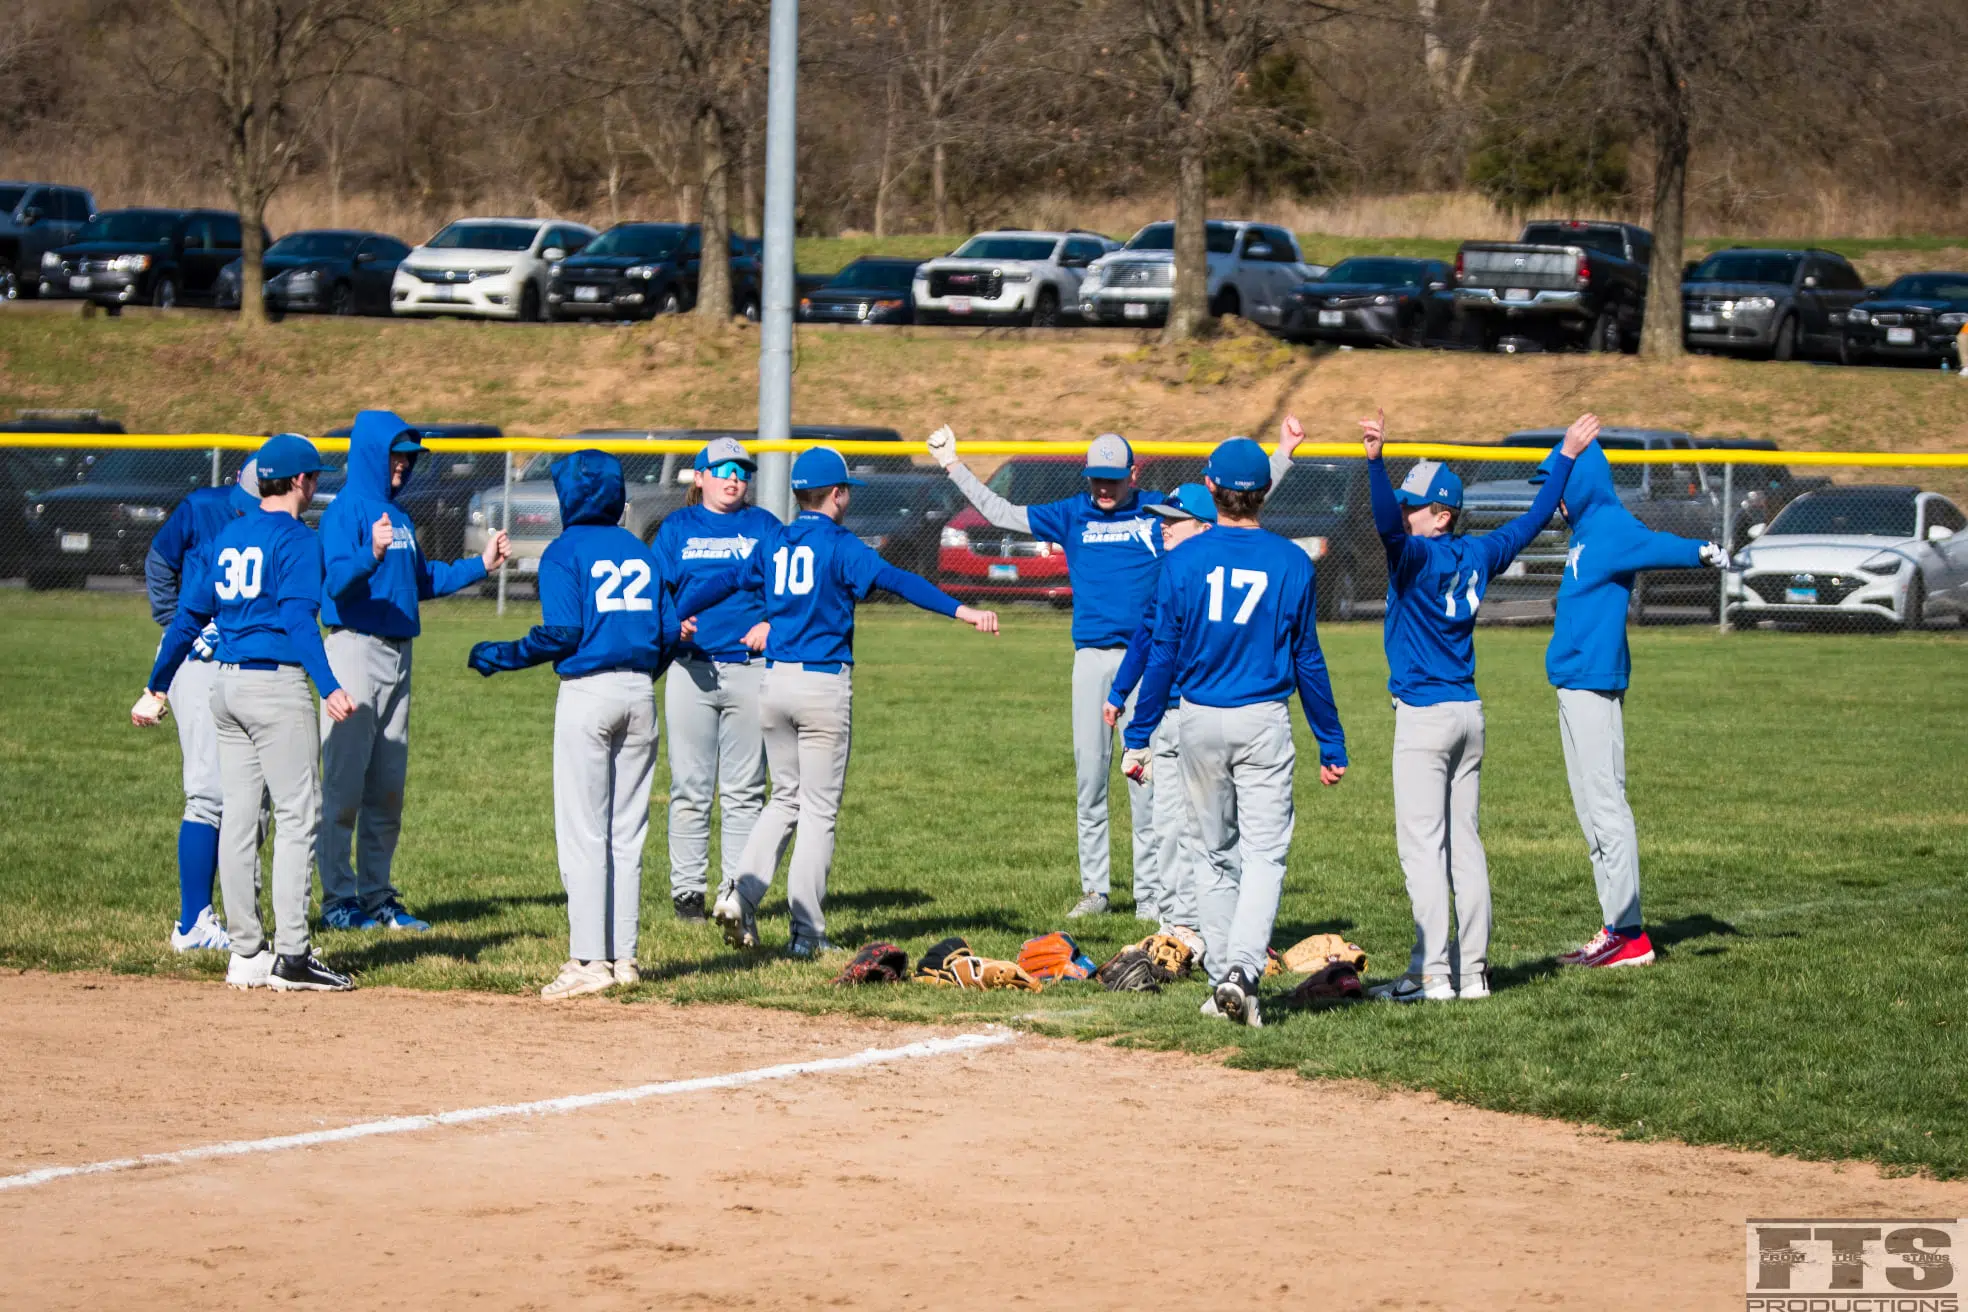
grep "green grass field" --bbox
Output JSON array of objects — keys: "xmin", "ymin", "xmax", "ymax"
[{"xmin": 3, "ymin": 592, "xmax": 1964, "ymax": 1176}]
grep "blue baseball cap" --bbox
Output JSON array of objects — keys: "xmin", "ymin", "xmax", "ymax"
[
  {"xmin": 1085, "ymin": 432, "xmax": 1134, "ymax": 480},
  {"xmin": 1394, "ymin": 460, "xmax": 1463, "ymax": 510},
  {"xmin": 694, "ymin": 436, "xmax": 756, "ymax": 471},
  {"xmin": 1148, "ymin": 482, "xmax": 1218, "ymax": 523},
  {"xmin": 1204, "ymin": 437, "xmax": 1272, "ymax": 492},
  {"xmin": 389, "ymin": 428, "xmax": 428, "ymax": 454},
  {"xmin": 255, "ymin": 433, "xmax": 330, "ymax": 479},
  {"xmin": 1528, "ymin": 449, "xmax": 1561, "ymax": 486},
  {"xmin": 790, "ymin": 446, "xmax": 866, "ymax": 491}
]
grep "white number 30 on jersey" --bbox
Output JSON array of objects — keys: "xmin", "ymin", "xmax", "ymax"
[
  {"xmin": 592, "ymin": 559, "xmax": 654, "ymax": 612},
  {"xmin": 213, "ymin": 546, "xmax": 264, "ymax": 600}
]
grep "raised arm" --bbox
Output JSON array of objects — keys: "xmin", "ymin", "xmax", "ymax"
[
  {"xmin": 1476, "ymin": 413, "xmax": 1596, "ymax": 576},
  {"xmin": 320, "ymin": 502, "xmax": 386, "ymax": 601},
  {"xmin": 1362, "ymin": 409, "xmax": 1427, "ymax": 586},
  {"xmin": 926, "ymin": 425, "xmax": 1032, "ymax": 533}
]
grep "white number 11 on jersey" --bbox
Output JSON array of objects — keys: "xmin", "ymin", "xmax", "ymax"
[{"xmin": 1205, "ymin": 565, "xmax": 1268, "ymax": 624}]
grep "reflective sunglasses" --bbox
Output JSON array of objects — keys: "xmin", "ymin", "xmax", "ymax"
[{"xmin": 707, "ymin": 460, "xmax": 753, "ymax": 482}]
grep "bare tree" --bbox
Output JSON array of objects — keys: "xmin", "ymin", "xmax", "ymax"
[{"xmin": 887, "ymin": 0, "xmax": 1030, "ymax": 234}]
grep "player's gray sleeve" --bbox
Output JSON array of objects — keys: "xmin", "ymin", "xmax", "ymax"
[
  {"xmin": 1269, "ymin": 446, "xmax": 1293, "ymax": 484},
  {"xmin": 945, "ymin": 463, "xmax": 1032, "ymax": 534}
]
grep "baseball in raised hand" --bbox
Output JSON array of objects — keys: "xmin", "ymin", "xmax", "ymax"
[
  {"xmin": 1563, "ymin": 413, "xmax": 1600, "ymax": 458},
  {"xmin": 371, "ymin": 513, "xmax": 395, "ymax": 560},
  {"xmin": 956, "ymin": 605, "xmax": 998, "ymax": 635},
  {"xmin": 481, "ymin": 530, "xmax": 511, "ymax": 570},
  {"xmin": 926, "ymin": 424, "xmax": 959, "ymax": 469},
  {"xmin": 1278, "ymin": 413, "xmax": 1306, "ymax": 458},
  {"xmin": 1359, "ymin": 408, "xmax": 1386, "ymax": 460},
  {"xmin": 324, "ymin": 689, "xmax": 357, "ymax": 723}
]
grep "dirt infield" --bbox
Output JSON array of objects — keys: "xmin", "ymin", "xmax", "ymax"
[{"xmin": 3, "ymin": 973, "xmax": 1963, "ymax": 1310}]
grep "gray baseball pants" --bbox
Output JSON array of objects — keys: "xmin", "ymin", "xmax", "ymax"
[
  {"xmin": 1392, "ymin": 698, "xmax": 1489, "ymax": 984},
  {"xmin": 1555, "ymin": 687, "xmax": 1642, "ymax": 932},
  {"xmin": 1140, "ymin": 713, "xmax": 1201, "ymax": 928},
  {"xmin": 1071, "ymin": 645, "xmax": 1154, "ymax": 903},
  {"xmin": 553, "ymin": 670, "xmax": 658, "ymax": 963},
  {"xmin": 1179, "ymin": 699, "xmax": 1297, "ymax": 987},
  {"xmin": 169, "ymin": 657, "xmax": 222, "ymax": 828},
  {"xmin": 663, "ymin": 656, "xmax": 768, "ymax": 899},
  {"xmin": 211, "ymin": 664, "xmax": 320, "ymax": 959},
  {"xmin": 731, "ymin": 665, "xmax": 852, "ymax": 941},
  {"xmin": 318, "ymin": 629, "xmax": 412, "ymax": 914}
]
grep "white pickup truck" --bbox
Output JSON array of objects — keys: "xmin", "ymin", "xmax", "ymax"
[{"xmin": 1078, "ymin": 219, "xmax": 1326, "ymax": 328}]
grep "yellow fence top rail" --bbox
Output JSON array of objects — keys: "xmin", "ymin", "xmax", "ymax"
[{"xmin": 3, "ymin": 432, "xmax": 1967, "ymax": 467}]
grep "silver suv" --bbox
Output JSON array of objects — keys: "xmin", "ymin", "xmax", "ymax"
[
  {"xmin": 912, "ymin": 230, "xmax": 1117, "ymax": 327},
  {"xmin": 0, "ymin": 182, "xmax": 96, "ymax": 300}
]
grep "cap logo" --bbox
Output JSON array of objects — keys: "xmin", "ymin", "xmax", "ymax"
[{"xmin": 1400, "ymin": 461, "xmax": 1443, "ymax": 498}]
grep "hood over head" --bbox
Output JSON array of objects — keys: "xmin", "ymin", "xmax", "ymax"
[
  {"xmin": 346, "ymin": 409, "xmax": 420, "ymax": 502},
  {"xmin": 552, "ymin": 449, "xmax": 626, "ymax": 527},
  {"xmin": 1537, "ymin": 440, "xmax": 1622, "ymax": 530}
]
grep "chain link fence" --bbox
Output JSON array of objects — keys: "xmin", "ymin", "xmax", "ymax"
[{"xmin": 3, "ymin": 427, "xmax": 1966, "ymax": 634}]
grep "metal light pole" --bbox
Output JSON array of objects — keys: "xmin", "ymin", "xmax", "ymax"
[{"xmin": 754, "ymin": 0, "xmax": 799, "ymax": 523}]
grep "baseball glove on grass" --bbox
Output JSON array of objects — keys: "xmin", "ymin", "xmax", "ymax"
[
  {"xmin": 1017, "ymin": 931, "xmax": 1095, "ymax": 981},
  {"xmin": 946, "ymin": 954, "xmax": 1042, "ymax": 992},
  {"xmin": 1095, "ymin": 946, "xmax": 1172, "ymax": 993},
  {"xmin": 1286, "ymin": 961, "xmax": 1364, "ymax": 1005},
  {"xmin": 1280, "ymin": 933, "xmax": 1369, "ymax": 975},
  {"xmin": 914, "ymin": 935, "xmax": 973, "ymax": 985},
  {"xmin": 1137, "ymin": 933, "xmax": 1194, "ymax": 979},
  {"xmin": 833, "ymin": 942, "xmax": 909, "ymax": 986}
]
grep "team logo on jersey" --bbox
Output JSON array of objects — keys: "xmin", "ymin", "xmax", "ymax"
[
  {"xmin": 1078, "ymin": 517, "xmax": 1158, "ymax": 555},
  {"xmin": 1567, "ymin": 543, "xmax": 1585, "ymax": 578},
  {"xmin": 681, "ymin": 534, "xmax": 758, "ymax": 561}
]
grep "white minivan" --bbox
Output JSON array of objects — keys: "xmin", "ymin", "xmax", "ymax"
[{"xmin": 391, "ymin": 217, "xmax": 596, "ymax": 322}]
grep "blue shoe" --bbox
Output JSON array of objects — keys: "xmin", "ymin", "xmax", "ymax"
[
  {"xmin": 321, "ymin": 900, "xmax": 379, "ymax": 931},
  {"xmin": 372, "ymin": 899, "xmax": 430, "ymax": 932}
]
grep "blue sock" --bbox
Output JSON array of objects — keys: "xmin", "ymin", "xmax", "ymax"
[{"xmin": 177, "ymin": 821, "xmax": 220, "ymax": 933}]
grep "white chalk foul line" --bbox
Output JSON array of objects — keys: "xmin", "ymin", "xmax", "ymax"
[{"xmin": 0, "ymin": 1029, "xmax": 1014, "ymax": 1194}]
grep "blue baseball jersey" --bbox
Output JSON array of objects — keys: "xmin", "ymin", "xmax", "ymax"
[
  {"xmin": 1122, "ymin": 525, "xmax": 1346, "ymax": 766},
  {"xmin": 150, "ymin": 509, "xmax": 341, "ymax": 696},
  {"xmin": 652, "ymin": 502, "xmax": 778, "ymax": 661},
  {"xmin": 1027, "ymin": 491, "xmax": 1167, "ymax": 649},
  {"xmin": 538, "ymin": 524, "xmax": 677, "ymax": 678},
  {"xmin": 736, "ymin": 511, "xmax": 958, "ymax": 666},
  {"xmin": 145, "ymin": 483, "xmax": 253, "ymax": 627}
]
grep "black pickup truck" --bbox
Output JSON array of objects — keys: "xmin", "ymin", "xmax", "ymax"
[{"xmin": 1453, "ymin": 220, "xmax": 1651, "ymax": 353}]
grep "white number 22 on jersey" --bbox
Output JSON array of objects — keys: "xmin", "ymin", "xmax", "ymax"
[
  {"xmin": 212, "ymin": 546, "xmax": 264, "ymax": 600},
  {"xmin": 1204, "ymin": 566, "xmax": 1268, "ymax": 624},
  {"xmin": 772, "ymin": 544, "xmax": 815, "ymax": 596},
  {"xmin": 591, "ymin": 559, "xmax": 653, "ymax": 612}
]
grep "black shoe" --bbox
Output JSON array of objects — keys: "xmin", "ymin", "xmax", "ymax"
[
  {"xmin": 270, "ymin": 950, "xmax": 355, "ymax": 992},
  {"xmin": 1213, "ymin": 968, "xmax": 1262, "ymax": 1028},
  {"xmin": 672, "ymin": 891, "xmax": 707, "ymax": 922}
]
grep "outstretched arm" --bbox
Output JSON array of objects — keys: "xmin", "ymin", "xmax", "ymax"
[
  {"xmin": 927, "ymin": 426, "xmax": 1033, "ymax": 533},
  {"xmin": 1477, "ymin": 413, "xmax": 1596, "ymax": 576},
  {"xmin": 871, "ymin": 562, "xmax": 997, "ymax": 632},
  {"xmin": 469, "ymin": 551, "xmax": 583, "ymax": 675},
  {"xmin": 418, "ymin": 529, "xmax": 508, "ymax": 599}
]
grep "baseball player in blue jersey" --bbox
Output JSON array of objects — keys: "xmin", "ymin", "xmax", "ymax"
[
  {"xmin": 1359, "ymin": 410, "xmax": 1594, "ymax": 1003},
  {"xmin": 135, "ymin": 434, "xmax": 359, "ymax": 993},
  {"xmin": 1122, "ymin": 438, "xmax": 1347, "ymax": 1028},
  {"xmin": 141, "ymin": 458, "xmax": 259, "ymax": 953},
  {"xmin": 713, "ymin": 446, "xmax": 998, "ymax": 957},
  {"xmin": 317, "ymin": 410, "xmax": 511, "ymax": 932},
  {"xmin": 651, "ymin": 437, "xmax": 778, "ymax": 923},
  {"xmin": 1537, "ymin": 441, "xmax": 1726, "ymax": 971},
  {"xmin": 927, "ymin": 424, "xmax": 1300, "ymax": 919},
  {"xmin": 467, "ymin": 450, "xmax": 735, "ymax": 999},
  {"xmin": 1102, "ymin": 482, "xmax": 1217, "ymax": 951}
]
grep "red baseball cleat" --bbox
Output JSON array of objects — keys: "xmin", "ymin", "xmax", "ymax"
[
  {"xmin": 1559, "ymin": 927, "xmax": 1614, "ymax": 965},
  {"xmin": 1581, "ymin": 929, "xmax": 1656, "ymax": 969}
]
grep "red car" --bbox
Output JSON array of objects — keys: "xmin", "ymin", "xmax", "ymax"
[{"xmin": 937, "ymin": 453, "xmax": 1203, "ymax": 602}]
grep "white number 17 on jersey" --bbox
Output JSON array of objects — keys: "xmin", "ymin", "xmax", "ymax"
[{"xmin": 1204, "ymin": 565, "xmax": 1268, "ymax": 624}]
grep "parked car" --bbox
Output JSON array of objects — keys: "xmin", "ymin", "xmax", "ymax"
[
  {"xmin": 1727, "ymin": 486, "xmax": 1968, "ymax": 630},
  {"xmin": 545, "ymin": 223, "xmax": 771, "ymax": 321},
  {"xmin": 1454, "ymin": 219, "xmax": 1651, "ymax": 352},
  {"xmin": 303, "ymin": 424, "xmax": 505, "ymax": 564},
  {"xmin": 1682, "ymin": 247, "xmax": 1867, "ymax": 361},
  {"xmin": 48, "ymin": 208, "xmax": 264, "ymax": 313},
  {"xmin": 21, "ymin": 444, "xmax": 248, "ymax": 590},
  {"xmin": 1276, "ymin": 256, "xmax": 1458, "ymax": 346},
  {"xmin": 797, "ymin": 257, "xmax": 922, "ymax": 325},
  {"xmin": 392, "ymin": 217, "xmax": 597, "ymax": 321},
  {"xmin": 0, "ymin": 410, "xmax": 118, "ymax": 577},
  {"xmin": 1079, "ymin": 220, "xmax": 1325, "ymax": 329},
  {"xmin": 215, "ymin": 229, "xmax": 411, "ymax": 316},
  {"xmin": 1458, "ymin": 427, "xmax": 1723, "ymax": 617},
  {"xmin": 838, "ymin": 472, "xmax": 962, "ymax": 578},
  {"xmin": 1841, "ymin": 272, "xmax": 1968, "ymax": 366},
  {"xmin": 1690, "ymin": 437, "xmax": 1830, "ymax": 547},
  {"xmin": 913, "ymin": 230, "xmax": 1117, "ymax": 327},
  {"xmin": 0, "ymin": 181, "xmax": 95, "ymax": 300}
]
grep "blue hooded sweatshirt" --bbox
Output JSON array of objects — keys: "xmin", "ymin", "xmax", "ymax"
[
  {"xmin": 319, "ymin": 409, "xmax": 487, "ymax": 638},
  {"xmin": 1546, "ymin": 441, "xmax": 1708, "ymax": 692},
  {"xmin": 144, "ymin": 478, "xmax": 259, "ymax": 628}
]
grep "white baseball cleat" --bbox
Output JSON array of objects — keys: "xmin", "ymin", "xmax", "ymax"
[
  {"xmin": 1214, "ymin": 969, "xmax": 1263, "ymax": 1028},
  {"xmin": 1456, "ymin": 970, "xmax": 1491, "ymax": 1000},
  {"xmin": 224, "ymin": 948, "xmax": 274, "ymax": 990},
  {"xmin": 712, "ymin": 889, "xmax": 758, "ymax": 949},
  {"xmin": 1198, "ymin": 995, "xmax": 1222, "ymax": 1018},
  {"xmin": 541, "ymin": 960, "xmax": 614, "ymax": 1000},
  {"xmin": 1372, "ymin": 975, "xmax": 1456, "ymax": 1003},
  {"xmin": 612, "ymin": 959, "xmax": 640, "ymax": 988},
  {"xmin": 170, "ymin": 906, "xmax": 231, "ymax": 953}
]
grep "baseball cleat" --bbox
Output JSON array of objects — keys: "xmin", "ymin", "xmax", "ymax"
[
  {"xmin": 371, "ymin": 900, "xmax": 430, "ymax": 932},
  {"xmin": 1198, "ymin": 994, "xmax": 1223, "ymax": 1018},
  {"xmin": 225, "ymin": 947, "xmax": 274, "ymax": 990},
  {"xmin": 672, "ymin": 891, "xmax": 707, "ymax": 922},
  {"xmin": 320, "ymin": 900, "xmax": 380, "ymax": 932},
  {"xmin": 787, "ymin": 933, "xmax": 836, "ymax": 959},
  {"xmin": 1066, "ymin": 892, "xmax": 1110, "ymax": 919},
  {"xmin": 541, "ymin": 959, "xmax": 614, "ymax": 1000},
  {"xmin": 1582, "ymin": 929, "xmax": 1656, "ymax": 969},
  {"xmin": 1214, "ymin": 969, "xmax": 1262, "ymax": 1028},
  {"xmin": 712, "ymin": 889, "xmax": 758, "ymax": 949},
  {"xmin": 1456, "ymin": 970, "xmax": 1492, "ymax": 1000},
  {"xmin": 170, "ymin": 906, "xmax": 230, "ymax": 953},
  {"xmin": 611, "ymin": 959, "xmax": 641, "ymax": 988},
  {"xmin": 1371, "ymin": 975, "xmax": 1455, "ymax": 1003},
  {"xmin": 1559, "ymin": 927, "xmax": 1615, "ymax": 966},
  {"xmin": 269, "ymin": 950, "xmax": 355, "ymax": 992}
]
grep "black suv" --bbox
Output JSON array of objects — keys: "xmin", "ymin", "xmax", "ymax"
[
  {"xmin": 0, "ymin": 182, "xmax": 96, "ymax": 300},
  {"xmin": 1681, "ymin": 248, "xmax": 1868, "ymax": 361},
  {"xmin": 0, "ymin": 410, "xmax": 119, "ymax": 577},
  {"xmin": 23, "ymin": 443, "xmax": 248, "ymax": 589},
  {"xmin": 797, "ymin": 257, "xmax": 922, "ymax": 325},
  {"xmin": 49, "ymin": 208, "xmax": 267, "ymax": 312},
  {"xmin": 1279, "ymin": 256, "xmax": 1459, "ymax": 347},
  {"xmin": 1841, "ymin": 272, "xmax": 1968, "ymax": 366},
  {"xmin": 547, "ymin": 223, "xmax": 776, "ymax": 321}
]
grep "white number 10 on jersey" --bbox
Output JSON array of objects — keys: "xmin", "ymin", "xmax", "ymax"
[
  {"xmin": 772, "ymin": 544, "xmax": 815, "ymax": 596},
  {"xmin": 592, "ymin": 559, "xmax": 653, "ymax": 611},
  {"xmin": 1204, "ymin": 565, "xmax": 1268, "ymax": 624}
]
